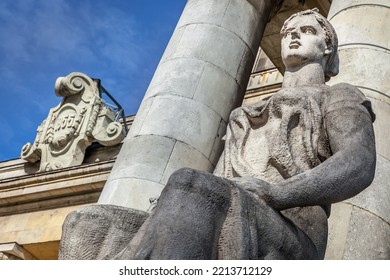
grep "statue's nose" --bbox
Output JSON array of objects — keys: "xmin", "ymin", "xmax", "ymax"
[{"xmin": 291, "ymin": 30, "xmax": 300, "ymax": 39}]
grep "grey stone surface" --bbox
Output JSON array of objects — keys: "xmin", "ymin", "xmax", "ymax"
[
  {"xmin": 346, "ymin": 155, "xmax": 390, "ymax": 224},
  {"xmin": 325, "ymin": 202, "xmax": 353, "ymax": 259},
  {"xmin": 60, "ymin": 9, "xmax": 377, "ymax": 260},
  {"xmin": 369, "ymin": 97, "xmax": 390, "ymax": 160},
  {"xmin": 160, "ymin": 141, "xmax": 214, "ymax": 185},
  {"xmin": 329, "ymin": 5, "xmax": 390, "ymax": 49},
  {"xmin": 193, "ymin": 63, "xmax": 243, "ymax": 122},
  {"xmin": 158, "ymin": 24, "xmax": 186, "ymax": 63},
  {"xmin": 104, "ymin": 135, "xmax": 176, "ymax": 183},
  {"xmin": 144, "ymin": 58, "xmax": 205, "ymax": 100},
  {"xmin": 115, "ymin": 168, "xmax": 325, "ymax": 259},
  {"xmin": 171, "ymin": 24, "xmax": 251, "ymax": 81},
  {"xmin": 327, "ymin": 0, "xmax": 390, "ymax": 155},
  {"xmin": 326, "ymin": 202, "xmax": 390, "ymax": 259},
  {"xmin": 59, "ymin": 204, "xmax": 148, "ymax": 259},
  {"xmin": 98, "ymin": 178, "xmax": 165, "ymax": 211},
  {"xmin": 126, "ymin": 97, "xmax": 154, "ymax": 138},
  {"xmin": 328, "ymin": 0, "xmax": 389, "ymax": 19},
  {"xmin": 100, "ymin": 0, "xmax": 278, "ymax": 208},
  {"xmin": 325, "ymin": 151, "xmax": 390, "ymax": 260},
  {"xmin": 329, "ymin": 48, "xmax": 390, "ymax": 97},
  {"xmin": 220, "ymin": 0, "xmax": 264, "ymax": 55},
  {"xmin": 326, "ymin": 0, "xmax": 390, "ymax": 259},
  {"xmin": 176, "ymin": 0, "xmax": 231, "ymax": 31},
  {"xmin": 137, "ymin": 96, "xmax": 222, "ymax": 158},
  {"xmin": 21, "ymin": 72, "xmax": 125, "ymax": 172},
  {"xmin": 208, "ymin": 119, "xmax": 227, "ymax": 166},
  {"xmin": 176, "ymin": 0, "xmax": 276, "ymax": 56},
  {"xmin": 344, "ymin": 206, "xmax": 390, "ymax": 259}
]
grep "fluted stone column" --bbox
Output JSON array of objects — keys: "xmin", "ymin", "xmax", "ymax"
[
  {"xmin": 325, "ymin": 0, "xmax": 390, "ymax": 259},
  {"xmin": 98, "ymin": 0, "xmax": 281, "ymax": 210}
]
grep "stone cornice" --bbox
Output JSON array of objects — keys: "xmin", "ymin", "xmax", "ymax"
[
  {"xmin": 0, "ymin": 153, "xmax": 116, "ymax": 216},
  {"xmin": 0, "ymin": 242, "xmax": 36, "ymax": 260}
]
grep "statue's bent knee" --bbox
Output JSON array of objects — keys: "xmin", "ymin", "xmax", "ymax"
[{"xmin": 163, "ymin": 167, "xmax": 231, "ymax": 211}]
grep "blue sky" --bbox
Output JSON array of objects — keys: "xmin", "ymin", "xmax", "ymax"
[{"xmin": 0, "ymin": 0, "xmax": 186, "ymax": 161}]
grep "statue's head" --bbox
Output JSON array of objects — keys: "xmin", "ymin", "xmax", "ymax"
[{"xmin": 280, "ymin": 8, "xmax": 339, "ymax": 80}]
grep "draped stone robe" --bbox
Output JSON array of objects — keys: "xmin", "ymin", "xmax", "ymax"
[{"xmin": 212, "ymin": 83, "xmax": 374, "ymax": 259}]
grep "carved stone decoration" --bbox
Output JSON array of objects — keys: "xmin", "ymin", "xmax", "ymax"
[{"xmin": 21, "ymin": 72, "xmax": 125, "ymax": 172}]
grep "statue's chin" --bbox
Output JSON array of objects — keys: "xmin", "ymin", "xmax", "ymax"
[{"xmin": 283, "ymin": 54, "xmax": 308, "ymax": 69}]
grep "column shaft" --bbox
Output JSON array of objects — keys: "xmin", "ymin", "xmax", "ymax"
[
  {"xmin": 98, "ymin": 0, "xmax": 279, "ymax": 210},
  {"xmin": 326, "ymin": 0, "xmax": 390, "ymax": 259}
]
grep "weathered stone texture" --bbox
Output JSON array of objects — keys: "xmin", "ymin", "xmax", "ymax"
[
  {"xmin": 20, "ymin": 72, "xmax": 125, "ymax": 172},
  {"xmin": 326, "ymin": 202, "xmax": 390, "ymax": 259},
  {"xmin": 99, "ymin": 178, "xmax": 164, "ymax": 211},
  {"xmin": 59, "ymin": 205, "xmax": 148, "ymax": 259},
  {"xmin": 328, "ymin": 0, "xmax": 389, "ymax": 19},
  {"xmin": 326, "ymin": 0, "xmax": 390, "ymax": 259},
  {"xmin": 343, "ymin": 207, "xmax": 390, "ymax": 259},
  {"xmin": 369, "ymin": 99, "xmax": 390, "ymax": 161}
]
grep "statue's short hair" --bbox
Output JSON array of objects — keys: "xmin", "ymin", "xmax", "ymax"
[{"xmin": 281, "ymin": 8, "xmax": 339, "ymax": 80}]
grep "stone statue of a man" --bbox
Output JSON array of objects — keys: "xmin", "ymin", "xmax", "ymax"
[{"xmin": 59, "ymin": 9, "xmax": 376, "ymax": 260}]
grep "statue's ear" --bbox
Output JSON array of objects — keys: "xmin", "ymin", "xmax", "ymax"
[
  {"xmin": 325, "ymin": 48, "xmax": 339, "ymax": 81},
  {"xmin": 324, "ymin": 48, "xmax": 332, "ymax": 56}
]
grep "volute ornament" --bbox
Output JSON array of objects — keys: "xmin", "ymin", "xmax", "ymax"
[{"xmin": 21, "ymin": 72, "xmax": 126, "ymax": 172}]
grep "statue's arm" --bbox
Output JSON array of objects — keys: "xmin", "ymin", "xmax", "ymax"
[{"xmin": 267, "ymin": 87, "xmax": 376, "ymax": 210}]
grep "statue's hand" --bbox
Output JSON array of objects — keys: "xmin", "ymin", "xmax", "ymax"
[{"xmin": 231, "ymin": 176, "xmax": 275, "ymax": 207}]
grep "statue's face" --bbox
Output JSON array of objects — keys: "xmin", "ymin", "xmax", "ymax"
[{"xmin": 281, "ymin": 14, "xmax": 328, "ymax": 69}]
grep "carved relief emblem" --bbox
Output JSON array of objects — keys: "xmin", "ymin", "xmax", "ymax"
[{"xmin": 21, "ymin": 72, "xmax": 126, "ymax": 172}]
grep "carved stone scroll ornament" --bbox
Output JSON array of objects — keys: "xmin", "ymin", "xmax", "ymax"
[{"xmin": 21, "ymin": 72, "xmax": 125, "ymax": 172}]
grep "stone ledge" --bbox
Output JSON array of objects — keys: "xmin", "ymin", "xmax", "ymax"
[
  {"xmin": 0, "ymin": 242, "xmax": 35, "ymax": 260},
  {"xmin": 246, "ymin": 68, "xmax": 283, "ymax": 91},
  {"xmin": 0, "ymin": 160, "xmax": 115, "ymax": 216}
]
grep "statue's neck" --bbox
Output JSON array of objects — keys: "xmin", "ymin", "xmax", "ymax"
[{"xmin": 282, "ymin": 63, "xmax": 325, "ymax": 88}]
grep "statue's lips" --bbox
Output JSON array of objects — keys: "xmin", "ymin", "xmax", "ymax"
[{"xmin": 289, "ymin": 41, "xmax": 301, "ymax": 49}]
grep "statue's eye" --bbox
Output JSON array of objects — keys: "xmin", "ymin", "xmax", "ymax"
[
  {"xmin": 284, "ymin": 30, "xmax": 295, "ymax": 38},
  {"xmin": 303, "ymin": 27, "xmax": 316, "ymax": 34}
]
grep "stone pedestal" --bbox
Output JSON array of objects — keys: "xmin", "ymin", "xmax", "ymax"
[
  {"xmin": 98, "ymin": 0, "xmax": 281, "ymax": 210},
  {"xmin": 326, "ymin": 0, "xmax": 390, "ymax": 259}
]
